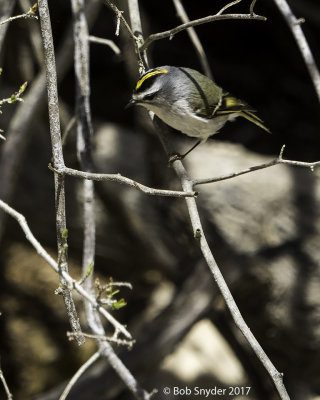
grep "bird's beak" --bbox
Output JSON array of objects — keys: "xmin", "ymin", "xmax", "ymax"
[{"xmin": 125, "ymin": 99, "xmax": 136, "ymax": 110}]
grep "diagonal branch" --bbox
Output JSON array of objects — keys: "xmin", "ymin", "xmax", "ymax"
[
  {"xmin": 127, "ymin": 2, "xmax": 290, "ymax": 399},
  {"xmin": 193, "ymin": 145, "xmax": 320, "ymax": 186},
  {"xmin": 273, "ymin": 0, "xmax": 320, "ymax": 103}
]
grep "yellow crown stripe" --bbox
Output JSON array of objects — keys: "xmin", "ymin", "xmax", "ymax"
[{"xmin": 135, "ymin": 69, "xmax": 168, "ymax": 90}]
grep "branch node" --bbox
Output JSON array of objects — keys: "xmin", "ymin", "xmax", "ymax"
[
  {"xmin": 194, "ymin": 228, "xmax": 202, "ymax": 239},
  {"xmin": 279, "ymin": 144, "xmax": 286, "ymax": 160},
  {"xmin": 115, "ymin": 10, "xmax": 124, "ymax": 36}
]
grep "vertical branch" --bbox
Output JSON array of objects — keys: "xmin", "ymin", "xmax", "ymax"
[
  {"xmin": 70, "ymin": 0, "xmax": 95, "ymax": 281},
  {"xmin": 70, "ymin": 2, "xmax": 151, "ymax": 398},
  {"xmin": 38, "ymin": 0, "xmax": 85, "ymax": 346},
  {"xmin": 273, "ymin": 0, "xmax": 320, "ymax": 103},
  {"xmin": 127, "ymin": 0, "xmax": 148, "ymax": 71}
]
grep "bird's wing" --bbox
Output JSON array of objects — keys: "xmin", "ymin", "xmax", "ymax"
[{"xmin": 216, "ymin": 92, "xmax": 270, "ymax": 133}]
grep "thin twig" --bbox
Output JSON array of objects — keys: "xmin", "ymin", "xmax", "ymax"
[
  {"xmin": 250, "ymin": 0, "xmax": 257, "ymax": 16},
  {"xmin": 0, "ymin": 365, "xmax": 13, "ymax": 400},
  {"xmin": 89, "ymin": 35, "xmax": 121, "ymax": 54},
  {"xmin": 273, "ymin": 0, "xmax": 320, "ymax": 103},
  {"xmin": 0, "ymin": 3, "xmax": 38, "ymax": 26},
  {"xmin": 67, "ymin": 331, "xmax": 135, "ymax": 347},
  {"xmin": 104, "ymin": 0, "xmax": 145, "ymax": 69},
  {"xmin": 59, "ymin": 352, "xmax": 100, "ymax": 400},
  {"xmin": 141, "ymin": 12, "xmax": 267, "ymax": 51},
  {"xmin": 216, "ymin": 0, "xmax": 242, "ymax": 16},
  {"xmin": 0, "ymin": 198, "xmax": 132, "ymax": 339},
  {"xmin": 193, "ymin": 145, "xmax": 320, "ymax": 186},
  {"xmin": 48, "ymin": 164, "xmax": 197, "ymax": 198},
  {"xmin": 172, "ymin": 0, "xmax": 212, "ymax": 79}
]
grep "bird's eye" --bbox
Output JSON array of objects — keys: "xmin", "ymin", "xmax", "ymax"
[{"xmin": 143, "ymin": 92, "xmax": 156, "ymax": 101}]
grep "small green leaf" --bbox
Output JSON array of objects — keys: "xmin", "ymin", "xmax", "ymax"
[
  {"xmin": 62, "ymin": 229, "xmax": 68, "ymax": 239},
  {"xmin": 86, "ymin": 261, "xmax": 94, "ymax": 277},
  {"xmin": 0, "ymin": 68, "xmax": 3, "ymax": 76},
  {"xmin": 112, "ymin": 298, "xmax": 127, "ymax": 310}
]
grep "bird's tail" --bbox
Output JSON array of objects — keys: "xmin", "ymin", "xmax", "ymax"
[{"xmin": 239, "ymin": 110, "xmax": 271, "ymax": 133}]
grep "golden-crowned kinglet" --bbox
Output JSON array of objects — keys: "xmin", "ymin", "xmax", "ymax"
[{"xmin": 127, "ymin": 66, "xmax": 270, "ymax": 156}]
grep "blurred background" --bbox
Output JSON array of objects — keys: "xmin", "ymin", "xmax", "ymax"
[{"xmin": 0, "ymin": 0, "xmax": 320, "ymax": 399}]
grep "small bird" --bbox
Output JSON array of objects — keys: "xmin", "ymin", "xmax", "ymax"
[{"xmin": 127, "ymin": 66, "xmax": 270, "ymax": 158}]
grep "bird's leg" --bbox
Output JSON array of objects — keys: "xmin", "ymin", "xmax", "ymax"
[{"xmin": 168, "ymin": 140, "xmax": 201, "ymax": 164}]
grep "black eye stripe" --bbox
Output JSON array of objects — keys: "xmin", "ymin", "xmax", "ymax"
[{"xmin": 142, "ymin": 92, "xmax": 156, "ymax": 101}]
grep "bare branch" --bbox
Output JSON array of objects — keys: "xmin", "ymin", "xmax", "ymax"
[
  {"xmin": 193, "ymin": 145, "xmax": 320, "ymax": 186},
  {"xmin": 141, "ymin": 12, "xmax": 267, "ymax": 52},
  {"xmin": 38, "ymin": 0, "xmax": 85, "ymax": 345},
  {"xmin": 273, "ymin": 0, "xmax": 320, "ymax": 103},
  {"xmin": 48, "ymin": 164, "xmax": 197, "ymax": 198},
  {"xmin": 59, "ymin": 352, "xmax": 100, "ymax": 400},
  {"xmin": 89, "ymin": 35, "xmax": 121, "ymax": 54},
  {"xmin": 172, "ymin": 0, "xmax": 212, "ymax": 79}
]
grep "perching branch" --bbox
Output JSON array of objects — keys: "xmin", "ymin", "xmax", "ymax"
[
  {"xmin": 48, "ymin": 164, "xmax": 197, "ymax": 198},
  {"xmin": 38, "ymin": 0, "xmax": 85, "ymax": 345},
  {"xmin": 273, "ymin": 0, "xmax": 320, "ymax": 103},
  {"xmin": 193, "ymin": 145, "xmax": 320, "ymax": 186}
]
